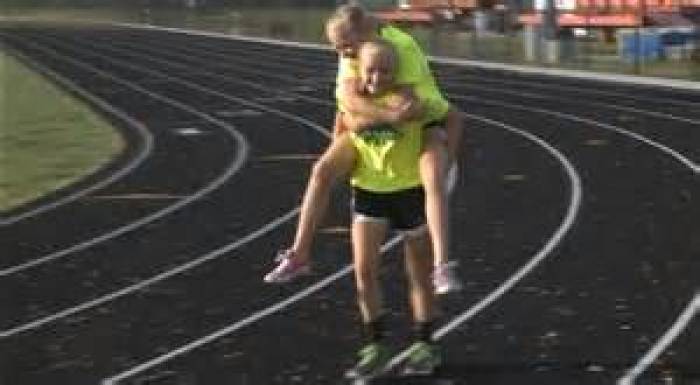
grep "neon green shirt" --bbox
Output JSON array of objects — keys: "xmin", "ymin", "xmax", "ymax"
[{"xmin": 349, "ymin": 92, "xmax": 426, "ymax": 193}]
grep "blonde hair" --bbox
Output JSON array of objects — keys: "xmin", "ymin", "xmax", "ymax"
[{"xmin": 325, "ymin": 3, "xmax": 369, "ymax": 40}]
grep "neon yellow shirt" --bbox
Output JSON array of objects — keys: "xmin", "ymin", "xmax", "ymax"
[
  {"xmin": 349, "ymin": 93, "xmax": 426, "ymax": 193},
  {"xmin": 336, "ymin": 24, "xmax": 449, "ymax": 122}
]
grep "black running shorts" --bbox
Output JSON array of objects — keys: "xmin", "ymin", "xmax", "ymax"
[{"xmin": 352, "ymin": 187, "xmax": 426, "ymax": 232}]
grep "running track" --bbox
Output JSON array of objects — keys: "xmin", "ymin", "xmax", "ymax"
[{"xmin": 1, "ymin": 24, "xmax": 698, "ymax": 385}]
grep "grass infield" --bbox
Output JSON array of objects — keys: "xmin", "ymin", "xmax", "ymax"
[{"xmin": 0, "ymin": 50, "xmax": 124, "ymax": 211}]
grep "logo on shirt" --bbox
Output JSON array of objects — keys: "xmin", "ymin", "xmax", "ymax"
[{"xmin": 358, "ymin": 124, "xmax": 401, "ymax": 146}]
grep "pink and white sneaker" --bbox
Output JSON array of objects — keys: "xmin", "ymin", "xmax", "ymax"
[
  {"xmin": 263, "ymin": 249, "xmax": 311, "ymax": 283},
  {"xmin": 432, "ymin": 261, "xmax": 462, "ymax": 295}
]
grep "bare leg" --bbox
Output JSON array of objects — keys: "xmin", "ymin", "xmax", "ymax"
[
  {"xmin": 419, "ymin": 107, "xmax": 464, "ymax": 267},
  {"xmin": 419, "ymin": 128, "xmax": 450, "ymax": 267},
  {"xmin": 352, "ymin": 218, "xmax": 388, "ymax": 323},
  {"xmin": 345, "ymin": 218, "xmax": 390, "ymax": 379},
  {"xmin": 290, "ymin": 132, "xmax": 356, "ymax": 263},
  {"xmin": 402, "ymin": 231, "xmax": 442, "ymax": 376},
  {"xmin": 403, "ymin": 231, "xmax": 436, "ymax": 323}
]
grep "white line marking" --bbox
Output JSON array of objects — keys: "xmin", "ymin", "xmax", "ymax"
[
  {"xmin": 0, "ymin": 36, "xmax": 250, "ymax": 278},
  {"xmin": 67, "ymin": 30, "xmax": 699, "ymax": 177},
  {"xmin": 38, "ymin": 34, "xmax": 330, "ymax": 136},
  {"xmin": 14, "ymin": 31, "xmax": 693, "ymax": 383},
  {"xmin": 205, "ymin": 39, "xmax": 700, "ymax": 115},
  {"xmin": 113, "ymin": 31, "xmax": 700, "ymax": 125},
  {"xmin": 59, "ymin": 34, "xmax": 334, "ymax": 109},
  {"xmin": 385, "ymin": 113, "xmax": 583, "ymax": 371},
  {"xmin": 439, "ymin": 72, "xmax": 700, "ymax": 109},
  {"xmin": 449, "ymin": 94, "xmax": 700, "ymax": 173},
  {"xmin": 444, "ymin": 82, "xmax": 700, "ymax": 126},
  {"xmin": 0, "ymin": 48, "xmax": 154, "ymax": 227},
  {"xmin": 100, "ymin": 112, "xmax": 574, "ymax": 385},
  {"xmin": 215, "ymin": 109, "xmax": 262, "ymax": 118},
  {"xmin": 253, "ymin": 95, "xmax": 298, "ymax": 103},
  {"xmin": 618, "ymin": 293, "xmax": 700, "ymax": 385},
  {"xmin": 105, "ymin": 27, "xmax": 700, "ymax": 116},
  {"xmin": 0, "ymin": 35, "xmax": 333, "ymax": 337},
  {"xmin": 74, "ymin": 32, "xmax": 700, "ymax": 171},
  {"xmin": 0, "ymin": 209, "xmax": 300, "ymax": 339},
  {"xmin": 172, "ymin": 127, "xmax": 206, "ymax": 136},
  {"xmin": 1, "ymin": 30, "xmax": 335, "ymax": 277},
  {"xmin": 87, "ymin": 193, "xmax": 186, "ymax": 200},
  {"xmin": 112, "ymin": 22, "xmax": 700, "ymax": 92},
  {"xmin": 100, "ymin": 236, "xmax": 404, "ymax": 385}
]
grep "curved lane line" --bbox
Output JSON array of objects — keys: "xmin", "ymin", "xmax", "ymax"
[
  {"xmin": 0, "ymin": 48, "xmax": 154, "ymax": 227},
  {"xmin": 449, "ymin": 94, "xmax": 700, "ymax": 173},
  {"xmin": 100, "ymin": 113, "xmax": 580, "ymax": 385},
  {"xmin": 618, "ymin": 293, "xmax": 700, "ymax": 385},
  {"xmin": 386, "ymin": 113, "xmax": 583, "ymax": 370},
  {"xmin": 65, "ymin": 33, "xmax": 700, "ymax": 174},
  {"xmin": 0, "ymin": 36, "xmax": 249, "ymax": 277},
  {"xmin": 0, "ymin": 34, "xmax": 327, "ymax": 337},
  {"xmin": 94, "ymin": 32, "xmax": 700, "ymax": 124}
]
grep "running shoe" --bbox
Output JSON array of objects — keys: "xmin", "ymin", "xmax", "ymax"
[
  {"xmin": 263, "ymin": 249, "xmax": 311, "ymax": 283},
  {"xmin": 401, "ymin": 341, "xmax": 442, "ymax": 376},
  {"xmin": 433, "ymin": 261, "xmax": 463, "ymax": 295},
  {"xmin": 344, "ymin": 342, "xmax": 391, "ymax": 379}
]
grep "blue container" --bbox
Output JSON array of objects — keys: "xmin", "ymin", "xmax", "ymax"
[{"xmin": 621, "ymin": 32, "xmax": 663, "ymax": 61}]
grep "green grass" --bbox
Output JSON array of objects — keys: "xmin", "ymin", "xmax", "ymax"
[{"xmin": 0, "ymin": 51, "xmax": 124, "ymax": 211}]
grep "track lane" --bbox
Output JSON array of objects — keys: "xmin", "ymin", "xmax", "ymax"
[
  {"xmin": 63, "ymin": 28, "xmax": 700, "ymax": 167},
  {"xmin": 3, "ymin": 27, "xmax": 572, "ymax": 385},
  {"xmin": 3, "ymin": 25, "xmax": 698, "ymax": 385}
]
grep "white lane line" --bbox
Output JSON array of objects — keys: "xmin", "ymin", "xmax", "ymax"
[
  {"xmin": 100, "ymin": 236, "xmax": 404, "ymax": 385},
  {"xmin": 436, "ymin": 71, "xmax": 700, "ymax": 109},
  {"xmin": 385, "ymin": 113, "xmax": 583, "ymax": 371},
  {"xmin": 0, "ymin": 36, "xmax": 333, "ymax": 337},
  {"xmin": 112, "ymin": 22, "xmax": 700, "ymax": 93},
  {"xmin": 103, "ymin": 30, "xmax": 700, "ymax": 123},
  {"xmin": 95, "ymin": 32, "xmax": 700, "ymax": 125},
  {"xmin": 37, "ymin": 34, "xmax": 330, "ymax": 137},
  {"xmin": 100, "ymin": 112, "xmax": 575, "ymax": 385},
  {"xmin": 129, "ymin": 32, "xmax": 700, "ymax": 380},
  {"xmin": 75, "ymin": 34, "xmax": 700, "ymax": 169},
  {"xmin": 449, "ymin": 94, "xmax": 700, "ymax": 174},
  {"xmin": 1, "ymin": 31, "xmax": 332, "ymax": 278},
  {"xmin": 0, "ymin": 48, "xmax": 154, "ymax": 227},
  {"xmin": 57, "ymin": 34, "xmax": 335, "ymax": 110},
  {"xmin": 172, "ymin": 127, "xmax": 206, "ymax": 136},
  {"xmin": 618, "ymin": 293, "xmax": 700, "ymax": 385},
  {"xmin": 0, "ymin": 209, "xmax": 300, "ymax": 339},
  {"xmin": 67, "ymin": 34, "xmax": 310, "ymax": 85},
  {"xmin": 443, "ymin": 82, "xmax": 700, "ymax": 126},
  {"xmin": 78, "ymin": 35, "xmax": 698, "ymax": 177},
  {"xmin": 0, "ymin": 36, "xmax": 250, "ymax": 278},
  {"xmin": 19, "ymin": 29, "xmax": 692, "ymax": 380}
]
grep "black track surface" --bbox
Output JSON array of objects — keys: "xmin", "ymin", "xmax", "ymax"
[{"xmin": 1, "ymin": 24, "xmax": 698, "ymax": 385}]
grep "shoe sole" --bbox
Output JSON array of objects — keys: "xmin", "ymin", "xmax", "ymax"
[
  {"xmin": 435, "ymin": 285, "xmax": 463, "ymax": 295},
  {"xmin": 263, "ymin": 268, "xmax": 312, "ymax": 283}
]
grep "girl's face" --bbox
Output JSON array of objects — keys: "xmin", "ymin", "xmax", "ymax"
[
  {"xmin": 328, "ymin": 24, "xmax": 362, "ymax": 58},
  {"xmin": 359, "ymin": 51, "xmax": 394, "ymax": 95}
]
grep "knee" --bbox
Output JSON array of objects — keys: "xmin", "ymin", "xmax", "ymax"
[{"xmin": 310, "ymin": 159, "xmax": 335, "ymax": 186}]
